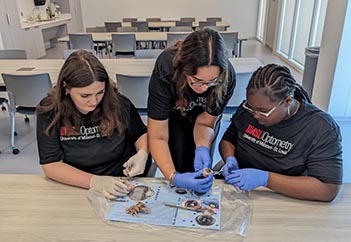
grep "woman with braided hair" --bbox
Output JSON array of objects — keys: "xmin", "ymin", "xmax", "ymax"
[{"xmin": 219, "ymin": 63, "xmax": 343, "ymax": 202}]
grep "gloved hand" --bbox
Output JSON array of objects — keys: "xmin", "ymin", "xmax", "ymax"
[
  {"xmin": 222, "ymin": 156, "xmax": 239, "ymax": 177},
  {"xmin": 173, "ymin": 169, "xmax": 214, "ymax": 193},
  {"xmin": 194, "ymin": 146, "xmax": 212, "ymax": 171},
  {"xmin": 225, "ymin": 168, "xmax": 269, "ymax": 190},
  {"xmin": 123, "ymin": 150, "xmax": 148, "ymax": 177},
  {"xmin": 89, "ymin": 175, "xmax": 129, "ymax": 200}
]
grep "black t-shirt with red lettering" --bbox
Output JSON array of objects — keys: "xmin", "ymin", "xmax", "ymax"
[
  {"xmin": 147, "ymin": 48, "xmax": 236, "ymax": 123},
  {"xmin": 222, "ymin": 100, "xmax": 343, "ymax": 184},
  {"xmin": 37, "ymin": 95, "xmax": 147, "ymax": 176}
]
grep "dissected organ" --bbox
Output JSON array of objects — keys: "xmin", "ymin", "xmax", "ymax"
[{"xmin": 126, "ymin": 202, "xmax": 150, "ymax": 216}]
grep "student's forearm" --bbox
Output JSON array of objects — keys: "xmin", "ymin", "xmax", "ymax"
[
  {"xmin": 147, "ymin": 117, "xmax": 175, "ymax": 179},
  {"xmin": 219, "ymin": 139, "xmax": 236, "ymax": 161},
  {"xmin": 193, "ymin": 123, "xmax": 214, "ymax": 148},
  {"xmin": 193, "ymin": 113, "xmax": 218, "ymax": 148},
  {"xmin": 149, "ymin": 138, "xmax": 175, "ymax": 179},
  {"xmin": 134, "ymin": 133, "xmax": 148, "ymax": 152},
  {"xmin": 42, "ymin": 161, "xmax": 93, "ymax": 189},
  {"xmin": 267, "ymin": 172, "xmax": 341, "ymax": 202}
]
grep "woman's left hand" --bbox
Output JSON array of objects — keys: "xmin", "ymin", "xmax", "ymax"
[
  {"xmin": 123, "ymin": 150, "xmax": 148, "ymax": 177},
  {"xmin": 225, "ymin": 168, "xmax": 269, "ymax": 190}
]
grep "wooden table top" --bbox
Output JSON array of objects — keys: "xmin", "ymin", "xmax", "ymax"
[{"xmin": 0, "ymin": 174, "xmax": 349, "ymax": 242}]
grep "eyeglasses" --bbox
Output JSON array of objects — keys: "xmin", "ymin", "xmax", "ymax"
[
  {"xmin": 242, "ymin": 99, "xmax": 284, "ymax": 117},
  {"xmin": 190, "ymin": 76, "xmax": 221, "ymax": 87}
]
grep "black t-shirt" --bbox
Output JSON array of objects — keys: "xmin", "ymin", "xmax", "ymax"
[
  {"xmin": 147, "ymin": 49, "xmax": 236, "ymax": 123},
  {"xmin": 37, "ymin": 95, "xmax": 147, "ymax": 176},
  {"xmin": 222, "ymin": 100, "xmax": 343, "ymax": 184}
]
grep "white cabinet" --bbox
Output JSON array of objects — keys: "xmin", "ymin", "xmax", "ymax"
[
  {"xmin": 23, "ymin": 26, "xmax": 46, "ymax": 58},
  {"xmin": 0, "ymin": 0, "xmax": 46, "ymax": 58},
  {"xmin": 0, "ymin": 0, "xmax": 26, "ymax": 50}
]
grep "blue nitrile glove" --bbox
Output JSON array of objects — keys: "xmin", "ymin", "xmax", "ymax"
[
  {"xmin": 225, "ymin": 168, "xmax": 269, "ymax": 190},
  {"xmin": 194, "ymin": 146, "xmax": 212, "ymax": 171},
  {"xmin": 222, "ymin": 156, "xmax": 239, "ymax": 177},
  {"xmin": 173, "ymin": 170, "xmax": 214, "ymax": 193}
]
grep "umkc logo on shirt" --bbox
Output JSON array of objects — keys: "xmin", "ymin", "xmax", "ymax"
[
  {"xmin": 60, "ymin": 125, "xmax": 101, "ymax": 141},
  {"xmin": 244, "ymin": 124, "xmax": 294, "ymax": 155}
]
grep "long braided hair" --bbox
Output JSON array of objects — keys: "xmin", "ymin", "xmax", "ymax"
[{"xmin": 247, "ymin": 63, "xmax": 311, "ymax": 103}]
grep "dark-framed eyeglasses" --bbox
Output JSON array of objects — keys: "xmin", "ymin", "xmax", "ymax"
[
  {"xmin": 242, "ymin": 99, "xmax": 284, "ymax": 118},
  {"xmin": 190, "ymin": 76, "xmax": 221, "ymax": 87}
]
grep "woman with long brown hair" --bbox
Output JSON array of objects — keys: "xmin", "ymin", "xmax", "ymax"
[{"xmin": 37, "ymin": 50, "xmax": 150, "ymax": 199}]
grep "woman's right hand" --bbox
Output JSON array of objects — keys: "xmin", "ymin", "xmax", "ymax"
[{"xmin": 173, "ymin": 170, "xmax": 214, "ymax": 193}]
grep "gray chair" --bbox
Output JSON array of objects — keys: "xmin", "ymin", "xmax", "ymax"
[
  {"xmin": 68, "ymin": 33, "xmax": 94, "ymax": 50},
  {"xmin": 63, "ymin": 49, "xmax": 96, "ymax": 59},
  {"xmin": 116, "ymin": 74, "xmax": 150, "ymax": 110},
  {"xmin": 122, "ymin": 18, "xmax": 138, "ymax": 22},
  {"xmin": 2, "ymin": 73, "xmax": 52, "ymax": 155},
  {"xmin": 180, "ymin": 17, "xmax": 195, "ymax": 22},
  {"xmin": 68, "ymin": 33, "xmax": 106, "ymax": 58},
  {"xmin": 146, "ymin": 18, "xmax": 161, "ymax": 22},
  {"xmin": 0, "ymin": 97, "xmax": 10, "ymax": 155},
  {"xmin": 86, "ymin": 26, "xmax": 106, "ymax": 32},
  {"xmin": 131, "ymin": 21, "xmax": 149, "ymax": 48},
  {"xmin": 220, "ymin": 32, "xmax": 239, "ymax": 57},
  {"xmin": 111, "ymin": 33, "xmax": 136, "ymax": 57},
  {"xmin": 198, "ymin": 21, "xmax": 217, "ymax": 29},
  {"xmin": 135, "ymin": 49, "xmax": 162, "ymax": 59},
  {"xmin": 131, "ymin": 21, "xmax": 149, "ymax": 32},
  {"xmin": 0, "ymin": 49, "xmax": 27, "ymax": 59},
  {"xmin": 169, "ymin": 26, "xmax": 192, "ymax": 32},
  {"xmin": 206, "ymin": 17, "xmax": 222, "ymax": 22},
  {"xmin": 167, "ymin": 33, "xmax": 189, "ymax": 47},
  {"xmin": 146, "ymin": 18, "xmax": 162, "ymax": 31},
  {"xmin": 104, "ymin": 22, "xmax": 122, "ymax": 32},
  {"xmin": 175, "ymin": 21, "xmax": 192, "ymax": 27},
  {"xmin": 0, "ymin": 50, "xmax": 27, "ymax": 113},
  {"xmin": 117, "ymin": 26, "xmax": 138, "ymax": 32}
]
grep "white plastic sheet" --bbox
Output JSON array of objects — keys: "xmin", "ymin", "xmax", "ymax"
[{"xmin": 88, "ymin": 178, "xmax": 252, "ymax": 241}]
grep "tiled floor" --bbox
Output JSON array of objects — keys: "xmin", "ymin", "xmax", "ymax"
[{"xmin": 1, "ymin": 39, "xmax": 349, "ymax": 183}]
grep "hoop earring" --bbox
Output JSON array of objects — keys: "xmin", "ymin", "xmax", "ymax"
[{"xmin": 287, "ymin": 104, "xmax": 290, "ymax": 116}]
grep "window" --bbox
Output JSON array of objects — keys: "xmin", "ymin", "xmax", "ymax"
[{"xmin": 276, "ymin": 0, "xmax": 328, "ymax": 70}]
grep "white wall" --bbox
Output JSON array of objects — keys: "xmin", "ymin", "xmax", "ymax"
[{"xmin": 80, "ymin": 0, "xmax": 259, "ymax": 38}]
